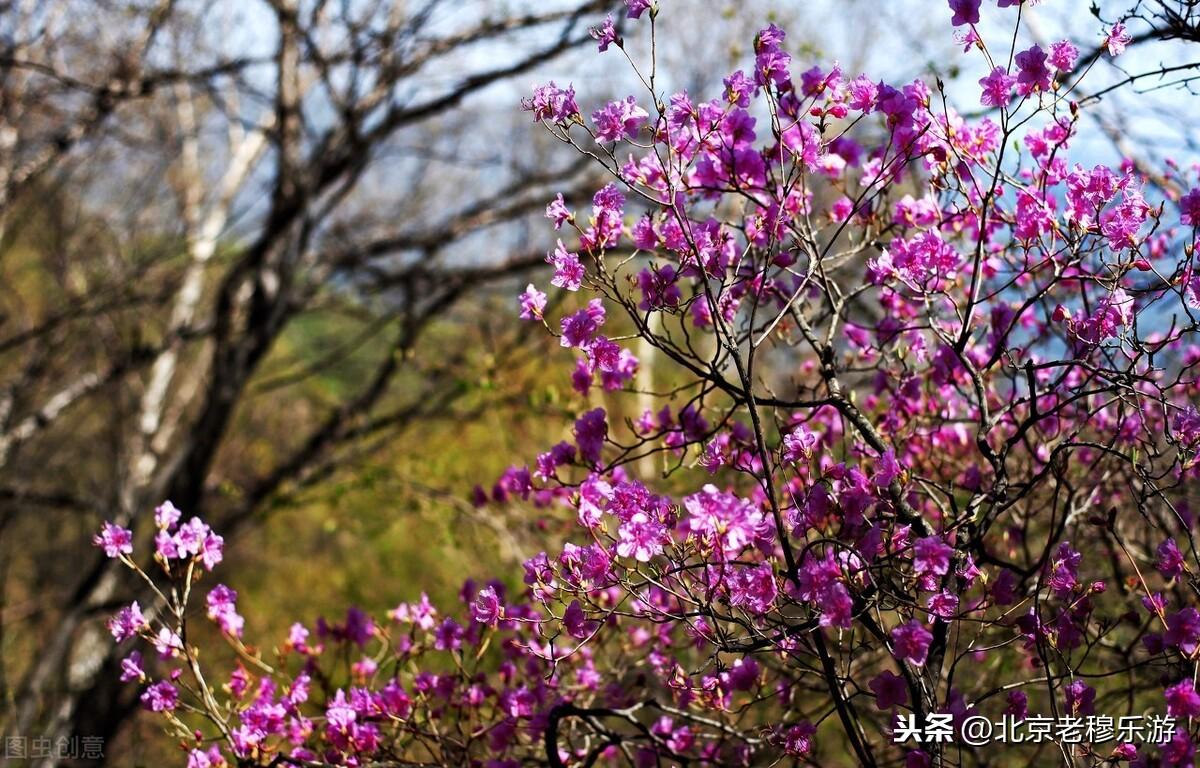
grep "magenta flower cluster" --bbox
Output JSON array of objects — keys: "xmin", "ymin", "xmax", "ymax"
[{"xmin": 98, "ymin": 2, "xmax": 1200, "ymax": 765}]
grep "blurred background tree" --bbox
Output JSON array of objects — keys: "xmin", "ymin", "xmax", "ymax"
[{"xmin": 0, "ymin": 0, "xmax": 1195, "ymax": 764}]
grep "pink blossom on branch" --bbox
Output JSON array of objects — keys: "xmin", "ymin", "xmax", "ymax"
[
  {"xmin": 1106, "ymin": 21, "xmax": 1133, "ymax": 56},
  {"xmin": 100, "ymin": 4, "xmax": 1200, "ymax": 766},
  {"xmin": 979, "ymin": 66, "xmax": 1016, "ymax": 107}
]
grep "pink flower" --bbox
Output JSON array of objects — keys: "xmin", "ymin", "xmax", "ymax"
[
  {"xmin": 1167, "ymin": 608, "xmax": 1200, "ymax": 654},
  {"xmin": 522, "ymin": 82, "xmax": 578, "ymax": 124},
  {"xmin": 563, "ymin": 600, "xmax": 595, "ymax": 639},
  {"xmin": 846, "ymin": 75, "xmax": 879, "ymax": 111},
  {"xmin": 93, "ymin": 521, "xmax": 133, "ymax": 558},
  {"xmin": 683, "ymin": 485, "xmax": 768, "ymax": 555},
  {"xmin": 1065, "ymin": 163, "xmax": 1120, "ymax": 225},
  {"xmin": 869, "ymin": 671, "xmax": 908, "ymax": 709},
  {"xmin": 948, "ymin": 0, "xmax": 981, "ymax": 27},
  {"xmin": 781, "ymin": 426, "xmax": 819, "ymax": 463},
  {"xmin": 1071, "ymin": 289, "xmax": 1134, "ymax": 344},
  {"xmin": 781, "ymin": 121, "xmax": 823, "ymax": 170},
  {"xmin": 799, "ymin": 64, "xmax": 840, "ymax": 97},
  {"xmin": 545, "ymin": 193, "xmax": 572, "ymax": 229},
  {"xmin": 1105, "ymin": 22, "xmax": 1132, "ymax": 56},
  {"xmin": 1101, "ymin": 186, "xmax": 1150, "ymax": 250},
  {"xmin": 816, "ymin": 581, "xmax": 854, "ymax": 629},
  {"xmin": 1158, "ymin": 539, "xmax": 1187, "ymax": 580},
  {"xmin": 141, "ymin": 680, "xmax": 178, "ymax": 712},
  {"xmin": 470, "ymin": 586, "xmax": 502, "ymax": 626},
  {"xmin": 1005, "ymin": 690, "xmax": 1028, "ymax": 720},
  {"xmin": 591, "ymin": 97, "xmax": 647, "ymax": 142},
  {"xmin": 1166, "ymin": 680, "xmax": 1200, "ymax": 717},
  {"xmin": 199, "ymin": 530, "xmax": 224, "ymax": 571},
  {"xmin": 1015, "ymin": 46, "xmax": 1051, "ymax": 95},
  {"xmin": 1048, "ymin": 40, "xmax": 1079, "ymax": 71},
  {"xmin": 173, "ymin": 516, "xmax": 210, "ymax": 558},
  {"xmin": 873, "ymin": 449, "xmax": 902, "ymax": 487},
  {"xmin": 891, "ymin": 620, "xmax": 932, "ymax": 666},
  {"xmin": 724, "ymin": 70, "xmax": 755, "ymax": 107},
  {"xmin": 572, "ymin": 360, "xmax": 592, "ymax": 396},
  {"xmin": 519, "ymin": 284, "xmax": 547, "ymax": 321},
  {"xmin": 978, "ymin": 67, "xmax": 1016, "ymax": 107},
  {"xmin": 830, "ymin": 196, "xmax": 854, "ymax": 221},
  {"xmin": 1064, "ymin": 679, "xmax": 1095, "ymax": 715},
  {"xmin": 722, "ymin": 658, "xmax": 759, "ymax": 692},
  {"xmin": 1175, "ymin": 405, "xmax": 1200, "ymax": 448},
  {"xmin": 638, "ymin": 265, "xmax": 680, "ymax": 310},
  {"xmin": 869, "ymin": 231, "xmax": 961, "ymax": 289},
  {"xmin": 108, "ymin": 602, "xmax": 147, "ymax": 642},
  {"xmin": 560, "ymin": 299, "xmax": 606, "ymax": 349},
  {"xmin": 615, "ymin": 512, "xmax": 667, "ymax": 562},
  {"xmin": 433, "ymin": 617, "xmax": 464, "ymax": 651},
  {"xmin": 119, "ymin": 651, "xmax": 144, "ymax": 682},
  {"xmin": 1047, "ymin": 542, "xmax": 1082, "ymax": 596},
  {"xmin": 153, "ymin": 626, "xmax": 183, "ymax": 658},
  {"xmin": 780, "ymin": 722, "xmax": 815, "ymax": 756},
  {"xmin": 1111, "ymin": 743, "xmax": 1138, "ymax": 761},
  {"xmin": 755, "ymin": 23, "xmax": 786, "ymax": 53},
  {"xmin": 287, "ymin": 622, "xmax": 310, "ymax": 652},
  {"xmin": 410, "ymin": 593, "xmax": 439, "ymax": 629},
  {"xmin": 624, "ymin": 0, "xmax": 651, "ymax": 19},
  {"xmin": 1163, "ymin": 732, "xmax": 1196, "ymax": 766},
  {"xmin": 912, "ymin": 540, "xmax": 954, "ymax": 596},
  {"xmin": 325, "ymin": 688, "xmax": 357, "ymax": 732},
  {"xmin": 1180, "ymin": 188, "xmax": 1200, "ymax": 226},
  {"xmin": 927, "ymin": 591, "xmax": 959, "ymax": 618},
  {"xmin": 913, "ymin": 537, "xmax": 954, "ymax": 580},
  {"xmin": 206, "ymin": 584, "xmax": 244, "ymax": 638},
  {"xmin": 585, "ymin": 184, "xmax": 625, "ymax": 251},
  {"xmin": 547, "ymin": 240, "xmax": 584, "ymax": 292},
  {"xmin": 730, "ymin": 564, "xmax": 778, "ymax": 614},
  {"xmin": 379, "ymin": 679, "xmax": 409, "ymax": 718},
  {"xmin": 759, "ymin": 41, "xmax": 794, "ymax": 80},
  {"xmin": 154, "ymin": 501, "xmax": 181, "ymax": 529},
  {"xmin": 573, "ymin": 407, "xmax": 608, "ymax": 465},
  {"xmin": 590, "ymin": 15, "xmax": 618, "ymax": 52},
  {"xmin": 186, "ymin": 745, "xmax": 226, "ymax": 768},
  {"xmin": 154, "ymin": 530, "xmax": 177, "ymax": 560},
  {"xmin": 536, "ymin": 441, "xmax": 574, "ymax": 480}
]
